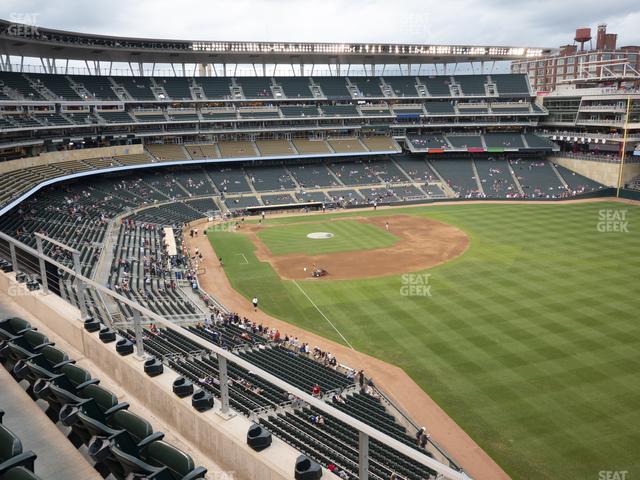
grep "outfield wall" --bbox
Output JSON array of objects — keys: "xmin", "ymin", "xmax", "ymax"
[
  {"xmin": 548, "ymin": 156, "xmax": 640, "ymax": 187},
  {"xmin": 338, "ymin": 188, "xmax": 619, "ymax": 210},
  {"xmin": 621, "ymin": 188, "xmax": 640, "ymax": 201}
]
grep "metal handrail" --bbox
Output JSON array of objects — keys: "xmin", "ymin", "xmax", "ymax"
[{"xmin": 370, "ymin": 383, "xmax": 460, "ymax": 471}]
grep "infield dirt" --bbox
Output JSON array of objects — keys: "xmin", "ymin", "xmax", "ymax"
[{"xmin": 242, "ymin": 214, "xmax": 470, "ymax": 280}]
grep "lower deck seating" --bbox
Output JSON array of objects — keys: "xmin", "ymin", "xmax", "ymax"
[
  {"xmin": 510, "ymin": 159, "xmax": 567, "ymax": 198},
  {"xmin": 185, "ymin": 197, "xmax": 219, "ymax": 214},
  {"xmin": 288, "ymin": 163, "xmax": 339, "ymax": 188},
  {"xmin": 225, "ymin": 195, "xmax": 261, "ymax": 209},
  {"xmin": 296, "ymin": 191, "xmax": 330, "ymax": 203},
  {"xmin": 474, "ymin": 159, "xmax": 519, "ymax": 198},
  {"xmin": 329, "ymin": 159, "xmax": 381, "ymax": 185},
  {"xmin": 261, "ymin": 193, "xmax": 296, "ymax": 205},
  {"xmin": 554, "ymin": 165, "xmax": 605, "ymax": 194},
  {"xmin": 431, "ymin": 159, "xmax": 481, "ymax": 198},
  {"xmin": 261, "ymin": 394, "xmax": 438, "ymax": 480},
  {"xmin": 0, "ymin": 154, "xmax": 605, "ymax": 297},
  {"xmin": 109, "ymin": 224, "xmax": 200, "ymax": 317},
  {"xmin": 327, "ymin": 189, "xmax": 364, "ymax": 206},
  {"xmin": 393, "ymin": 155, "xmax": 438, "ymax": 183},
  {"xmin": 246, "ymin": 165, "xmax": 296, "ymax": 191},
  {"xmin": 240, "ymin": 346, "xmax": 353, "ymax": 393},
  {"xmin": 205, "ymin": 166, "xmax": 251, "ymax": 193}
]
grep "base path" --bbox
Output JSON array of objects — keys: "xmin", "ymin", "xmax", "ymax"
[
  {"xmin": 187, "ymin": 216, "xmax": 510, "ymax": 480},
  {"xmin": 244, "ymin": 215, "xmax": 469, "ymax": 280}
]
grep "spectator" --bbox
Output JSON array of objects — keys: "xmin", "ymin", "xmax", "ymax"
[{"xmin": 416, "ymin": 427, "xmax": 426, "ymax": 446}]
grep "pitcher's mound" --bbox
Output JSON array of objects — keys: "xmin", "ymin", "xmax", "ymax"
[
  {"xmin": 307, "ymin": 232, "xmax": 335, "ymax": 239},
  {"xmin": 244, "ymin": 215, "xmax": 469, "ymax": 280}
]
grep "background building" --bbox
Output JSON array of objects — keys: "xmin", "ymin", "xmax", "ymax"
[{"xmin": 511, "ymin": 24, "xmax": 640, "ymax": 93}]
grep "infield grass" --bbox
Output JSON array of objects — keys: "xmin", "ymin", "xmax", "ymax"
[
  {"xmin": 255, "ymin": 219, "xmax": 398, "ymax": 255},
  {"xmin": 207, "ymin": 202, "xmax": 640, "ymax": 480}
]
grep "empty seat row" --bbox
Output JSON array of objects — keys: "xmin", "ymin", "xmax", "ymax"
[
  {"xmin": 0, "ymin": 410, "xmax": 40, "ymax": 480},
  {"xmin": 0, "ymin": 316, "xmax": 207, "ymax": 480}
]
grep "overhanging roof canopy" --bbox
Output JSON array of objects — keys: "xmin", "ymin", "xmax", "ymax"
[{"xmin": 0, "ymin": 19, "xmax": 554, "ymax": 65}]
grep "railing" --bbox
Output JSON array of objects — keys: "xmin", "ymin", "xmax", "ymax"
[
  {"xmin": 162, "ymin": 313, "xmax": 208, "ymax": 324},
  {"xmin": 575, "ymin": 119, "xmax": 624, "ymax": 126},
  {"xmin": 538, "ymin": 130, "xmax": 627, "ymax": 141},
  {"xmin": 198, "ymin": 288, "xmax": 230, "ymax": 315},
  {"xmin": 0, "ymin": 229, "xmax": 469, "ymax": 480},
  {"xmin": 546, "ymin": 86, "xmax": 640, "ymax": 96},
  {"xmin": 369, "ymin": 382, "xmax": 460, "ymax": 471},
  {"xmin": 579, "ymin": 105, "xmax": 627, "ymax": 112}
]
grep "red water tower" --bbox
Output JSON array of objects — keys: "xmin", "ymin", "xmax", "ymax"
[{"xmin": 574, "ymin": 28, "xmax": 592, "ymax": 51}]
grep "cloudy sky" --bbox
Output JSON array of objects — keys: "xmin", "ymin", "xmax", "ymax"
[{"xmin": 1, "ymin": 0, "xmax": 640, "ymax": 48}]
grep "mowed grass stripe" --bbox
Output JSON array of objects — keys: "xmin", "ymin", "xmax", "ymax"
[{"xmin": 208, "ymin": 202, "xmax": 640, "ymax": 479}]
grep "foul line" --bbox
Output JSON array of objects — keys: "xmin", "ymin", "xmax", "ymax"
[
  {"xmin": 293, "ymin": 280, "xmax": 355, "ymax": 350},
  {"xmin": 234, "ymin": 253, "xmax": 249, "ymax": 264}
]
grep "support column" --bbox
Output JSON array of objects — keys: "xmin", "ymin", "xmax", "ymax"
[
  {"xmin": 35, "ymin": 236, "xmax": 48, "ymax": 294},
  {"xmin": 132, "ymin": 310, "xmax": 145, "ymax": 359},
  {"xmin": 218, "ymin": 356, "xmax": 230, "ymax": 414},
  {"xmin": 72, "ymin": 252, "xmax": 88, "ymax": 319},
  {"xmin": 9, "ymin": 242, "xmax": 17, "ymax": 270},
  {"xmin": 359, "ymin": 431, "xmax": 369, "ymax": 480}
]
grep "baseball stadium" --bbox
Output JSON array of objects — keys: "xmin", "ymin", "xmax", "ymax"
[{"xmin": 0, "ymin": 5, "xmax": 639, "ymax": 480}]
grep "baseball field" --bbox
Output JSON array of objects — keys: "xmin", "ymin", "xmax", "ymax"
[{"xmin": 207, "ymin": 201, "xmax": 640, "ymax": 480}]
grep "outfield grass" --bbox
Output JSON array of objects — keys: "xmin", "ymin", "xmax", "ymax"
[
  {"xmin": 208, "ymin": 202, "xmax": 640, "ymax": 479},
  {"xmin": 255, "ymin": 219, "xmax": 398, "ymax": 255}
]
